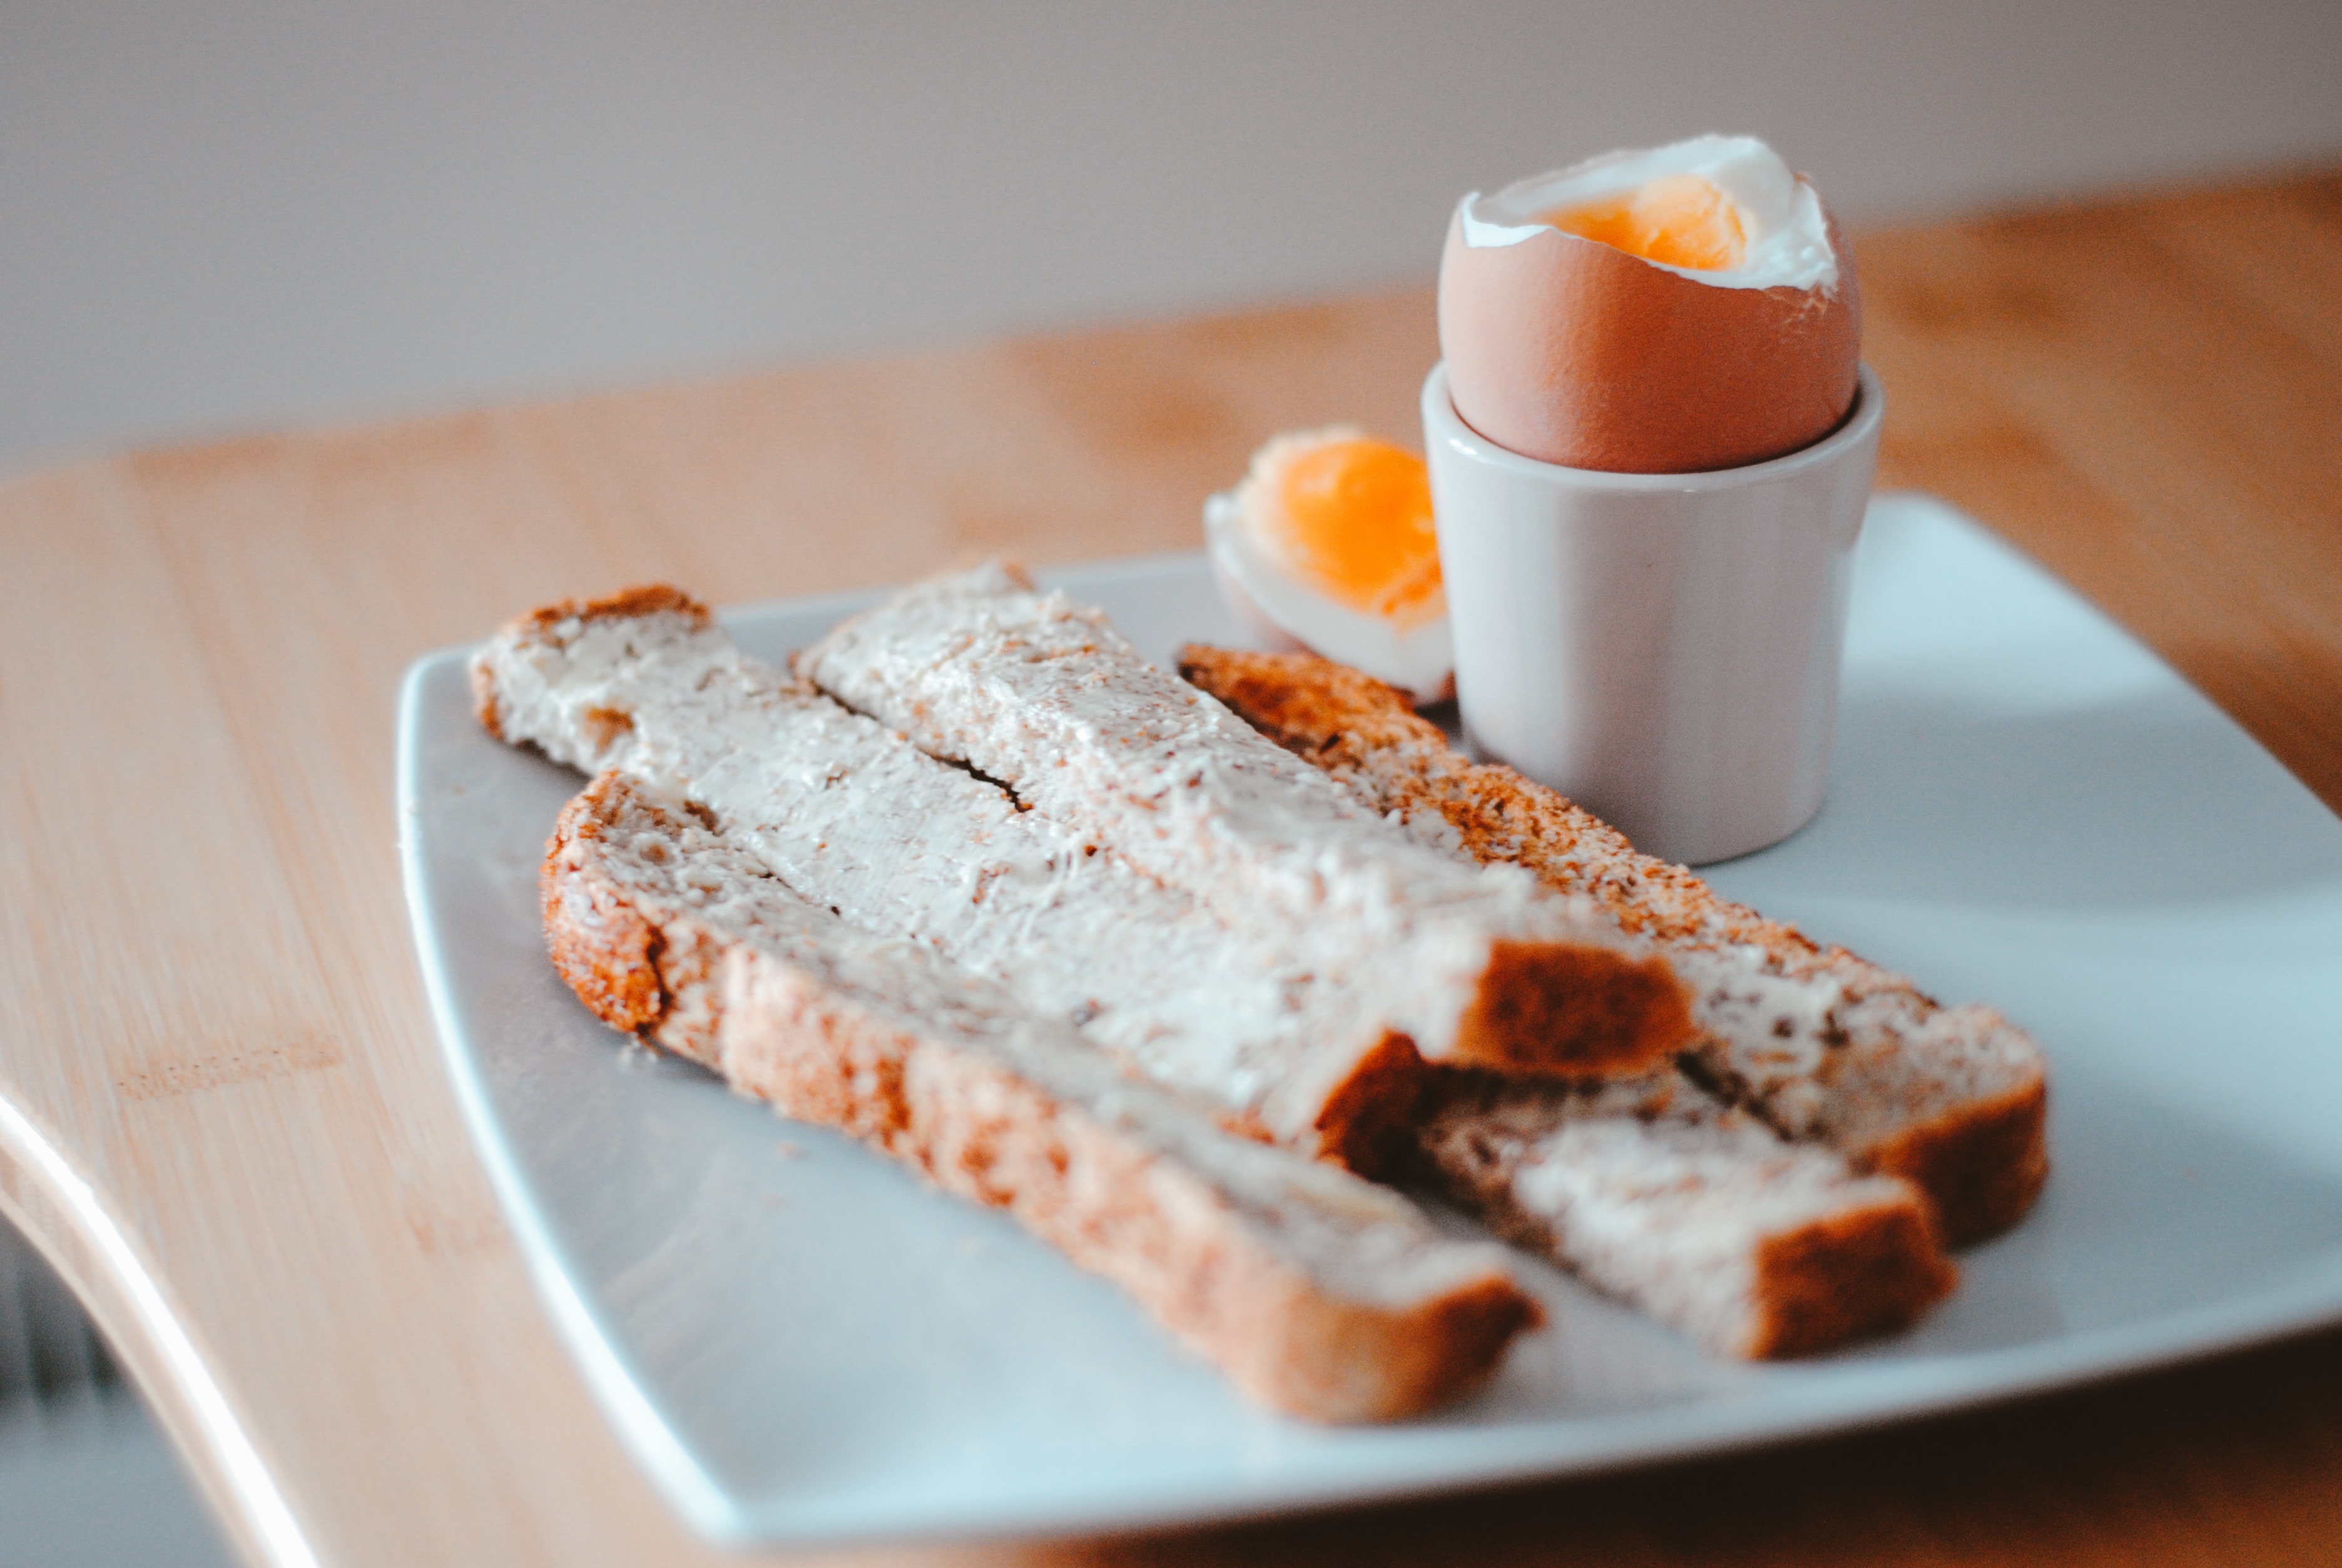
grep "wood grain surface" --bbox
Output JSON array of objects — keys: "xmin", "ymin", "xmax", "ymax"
[{"xmin": 3, "ymin": 170, "xmax": 2338, "ymax": 1568}]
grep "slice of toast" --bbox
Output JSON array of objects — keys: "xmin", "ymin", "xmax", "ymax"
[
  {"xmin": 541, "ymin": 768, "xmax": 1542, "ymax": 1422},
  {"xmin": 1415, "ymin": 1071, "xmax": 1953, "ymax": 1358},
  {"xmin": 1179, "ymin": 646, "xmax": 2049, "ymax": 1244},
  {"xmin": 474, "ymin": 588, "xmax": 1666, "ymax": 1168},
  {"xmin": 802, "ymin": 564, "xmax": 1693, "ymax": 1082}
]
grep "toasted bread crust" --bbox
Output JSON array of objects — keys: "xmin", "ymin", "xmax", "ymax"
[
  {"xmin": 1746, "ymin": 1201, "xmax": 1957, "ymax": 1358},
  {"xmin": 1180, "ymin": 645, "xmax": 2049, "ymax": 1243},
  {"xmin": 1306, "ymin": 1030, "xmax": 1435, "ymax": 1176},
  {"xmin": 1870, "ymin": 1077, "xmax": 2051, "ymax": 1246},
  {"xmin": 541, "ymin": 801, "xmax": 666, "ymax": 1036},
  {"xmin": 1255, "ymin": 1272, "xmax": 1539, "ymax": 1420},
  {"xmin": 1457, "ymin": 939, "xmax": 1692, "ymax": 1078},
  {"xmin": 520, "ymin": 583, "xmax": 713, "ymax": 637},
  {"xmin": 537, "ymin": 770, "xmax": 1540, "ymax": 1422}
]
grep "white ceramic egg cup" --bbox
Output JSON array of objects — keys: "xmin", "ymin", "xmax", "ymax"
[{"xmin": 1423, "ymin": 361, "xmax": 1884, "ymax": 866}]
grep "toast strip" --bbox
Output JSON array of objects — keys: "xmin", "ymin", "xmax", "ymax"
[
  {"xmin": 802, "ymin": 564, "xmax": 1691, "ymax": 1080},
  {"xmin": 477, "ymin": 590, "xmax": 1427, "ymax": 1166},
  {"xmin": 1180, "ymin": 646, "xmax": 2049, "ymax": 1243},
  {"xmin": 1417, "ymin": 1072, "xmax": 1953, "ymax": 1358},
  {"xmin": 543, "ymin": 770, "xmax": 1541, "ymax": 1422}
]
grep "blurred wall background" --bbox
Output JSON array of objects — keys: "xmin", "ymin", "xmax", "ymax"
[{"xmin": 3, "ymin": 0, "xmax": 2339, "ymax": 474}]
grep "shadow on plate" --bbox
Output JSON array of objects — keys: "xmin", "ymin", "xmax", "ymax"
[{"xmin": 1767, "ymin": 684, "xmax": 2342, "ymax": 909}]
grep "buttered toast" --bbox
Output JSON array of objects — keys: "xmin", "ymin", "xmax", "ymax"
[
  {"xmin": 540, "ymin": 769, "xmax": 1540, "ymax": 1420},
  {"xmin": 1178, "ymin": 644, "xmax": 2049, "ymax": 1245},
  {"xmin": 469, "ymin": 572, "xmax": 2035, "ymax": 1416}
]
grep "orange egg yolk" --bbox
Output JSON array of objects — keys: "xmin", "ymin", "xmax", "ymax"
[
  {"xmin": 1269, "ymin": 439, "xmax": 1443, "ymax": 626},
  {"xmin": 1544, "ymin": 173, "xmax": 1748, "ymax": 272}
]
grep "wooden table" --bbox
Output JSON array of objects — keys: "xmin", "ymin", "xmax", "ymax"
[{"xmin": 4, "ymin": 170, "xmax": 2339, "ymax": 1567}]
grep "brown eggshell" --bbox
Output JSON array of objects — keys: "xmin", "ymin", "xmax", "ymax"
[{"xmin": 1438, "ymin": 193, "xmax": 1862, "ymax": 474}]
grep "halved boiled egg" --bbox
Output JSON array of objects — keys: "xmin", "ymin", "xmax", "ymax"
[
  {"xmin": 1439, "ymin": 133, "xmax": 1861, "ymax": 474},
  {"xmin": 1203, "ymin": 427, "xmax": 1454, "ymax": 703}
]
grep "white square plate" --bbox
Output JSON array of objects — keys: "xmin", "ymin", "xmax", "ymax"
[{"xmin": 397, "ymin": 494, "xmax": 2342, "ymax": 1547}]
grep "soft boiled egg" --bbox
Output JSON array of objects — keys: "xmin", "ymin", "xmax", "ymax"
[
  {"xmin": 1204, "ymin": 427, "xmax": 1454, "ymax": 703},
  {"xmin": 1438, "ymin": 134, "xmax": 1861, "ymax": 474}
]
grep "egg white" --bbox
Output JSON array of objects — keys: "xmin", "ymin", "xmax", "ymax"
[
  {"xmin": 1460, "ymin": 133, "xmax": 1838, "ymax": 293},
  {"xmin": 1203, "ymin": 484, "xmax": 1454, "ymax": 705}
]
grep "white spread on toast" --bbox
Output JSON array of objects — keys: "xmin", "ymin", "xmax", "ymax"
[
  {"xmin": 477, "ymin": 598, "xmax": 1407, "ymax": 1148},
  {"xmin": 800, "ymin": 564, "xmax": 1664, "ymax": 1066},
  {"xmin": 546, "ymin": 772, "xmax": 1535, "ymax": 1418}
]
